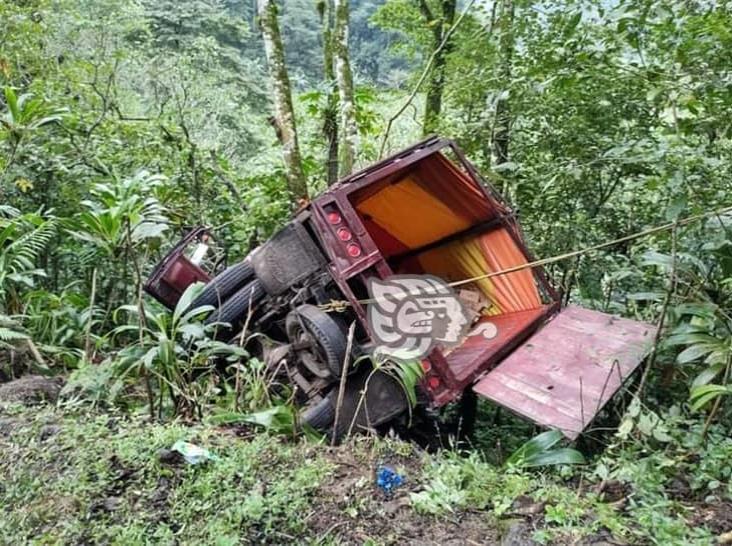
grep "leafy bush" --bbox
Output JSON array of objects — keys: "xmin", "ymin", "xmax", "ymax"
[{"xmin": 110, "ymin": 283, "xmax": 245, "ymax": 419}]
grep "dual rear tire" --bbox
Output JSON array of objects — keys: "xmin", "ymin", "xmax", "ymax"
[
  {"xmin": 191, "ymin": 257, "xmax": 349, "ymax": 433},
  {"xmin": 189, "ymin": 260, "xmax": 255, "ymax": 309},
  {"xmin": 190, "ymin": 257, "xmax": 264, "ymax": 333},
  {"xmin": 203, "ymin": 279, "xmax": 265, "ymax": 330}
]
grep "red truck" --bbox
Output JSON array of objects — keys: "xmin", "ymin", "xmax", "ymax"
[{"xmin": 145, "ymin": 137, "xmax": 655, "ymax": 441}]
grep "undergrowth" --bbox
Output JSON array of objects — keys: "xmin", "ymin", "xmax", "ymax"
[
  {"xmin": 0, "ymin": 404, "xmax": 331, "ymax": 544},
  {"xmin": 1, "ymin": 401, "xmax": 728, "ymax": 545}
]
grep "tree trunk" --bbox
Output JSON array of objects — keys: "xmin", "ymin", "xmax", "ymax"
[
  {"xmin": 333, "ymin": 0, "xmax": 358, "ymax": 177},
  {"xmin": 319, "ymin": 0, "xmax": 339, "ymax": 185},
  {"xmin": 421, "ymin": 0, "xmax": 456, "ymax": 136},
  {"xmin": 257, "ymin": 0, "xmax": 308, "ymax": 201},
  {"xmin": 491, "ymin": 0, "xmax": 514, "ymax": 169}
]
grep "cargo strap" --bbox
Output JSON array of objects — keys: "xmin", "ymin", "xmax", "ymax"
[{"xmin": 318, "ymin": 204, "xmax": 732, "ymax": 312}]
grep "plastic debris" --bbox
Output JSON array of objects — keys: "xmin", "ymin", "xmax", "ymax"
[
  {"xmin": 376, "ymin": 465, "xmax": 404, "ymax": 496},
  {"xmin": 170, "ymin": 440, "xmax": 218, "ymax": 464}
]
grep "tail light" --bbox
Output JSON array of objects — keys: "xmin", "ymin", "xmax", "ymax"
[
  {"xmin": 427, "ymin": 376, "xmax": 441, "ymax": 390},
  {"xmin": 337, "ymin": 227, "xmax": 352, "ymax": 241},
  {"xmin": 325, "ymin": 205, "xmax": 363, "ymax": 261},
  {"xmin": 346, "ymin": 243, "xmax": 362, "ymax": 257}
]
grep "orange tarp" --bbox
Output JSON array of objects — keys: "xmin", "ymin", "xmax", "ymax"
[
  {"xmin": 477, "ymin": 229, "xmax": 541, "ymax": 312},
  {"xmin": 352, "ymin": 154, "xmax": 494, "ymax": 256},
  {"xmin": 355, "ymin": 177, "xmax": 472, "ymax": 250},
  {"xmin": 411, "ymin": 154, "xmax": 497, "ymax": 220},
  {"xmin": 351, "ymin": 152, "xmax": 540, "ymax": 315},
  {"xmin": 417, "ymin": 229, "xmax": 541, "ymax": 315}
]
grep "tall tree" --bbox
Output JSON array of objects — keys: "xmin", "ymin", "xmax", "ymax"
[
  {"xmin": 318, "ymin": 0, "xmax": 340, "ymax": 185},
  {"xmin": 420, "ymin": 0, "xmax": 456, "ymax": 135},
  {"xmin": 333, "ymin": 0, "xmax": 358, "ymax": 177},
  {"xmin": 257, "ymin": 0, "xmax": 308, "ymax": 201},
  {"xmin": 490, "ymin": 0, "xmax": 514, "ymax": 168}
]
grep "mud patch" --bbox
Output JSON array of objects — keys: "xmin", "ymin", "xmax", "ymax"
[
  {"xmin": 0, "ymin": 375, "xmax": 63, "ymax": 405},
  {"xmin": 308, "ymin": 445, "xmax": 499, "ymax": 545},
  {"xmin": 688, "ymin": 501, "xmax": 732, "ymax": 536},
  {"xmin": 500, "ymin": 520, "xmax": 539, "ymax": 546}
]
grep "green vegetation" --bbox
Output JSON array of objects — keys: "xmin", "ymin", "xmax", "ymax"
[
  {"xmin": 0, "ymin": 405, "xmax": 332, "ymax": 544},
  {"xmin": 1, "ymin": 0, "xmax": 732, "ymax": 544},
  {"xmin": 2, "ymin": 403, "xmax": 729, "ymax": 544}
]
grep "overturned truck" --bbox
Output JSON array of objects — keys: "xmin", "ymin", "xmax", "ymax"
[{"xmin": 145, "ymin": 137, "xmax": 655, "ymax": 441}]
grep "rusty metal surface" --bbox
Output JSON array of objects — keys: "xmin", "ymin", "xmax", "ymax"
[
  {"xmin": 472, "ymin": 306, "xmax": 656, "ymax": 439},
  {"xmin": 333, "ymin": 135, "xmax": 445, "ymax": 188},
  {"xmin": 446, "ymin": 307, "xmax": 551, "ymax": 383}
]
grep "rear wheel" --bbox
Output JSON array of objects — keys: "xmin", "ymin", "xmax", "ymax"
[
  {"xmin": 286, "ymin": 305, "xmax": 347, "ymax": 379},
  {"xmin": 189, "ymin": 260, "xmax": 254, "ymax": 310},
  {"xmin": 204, "ymin": 279, "xmax": 265, "ymax": 333},
  {"xmin": 300, "ymin": 395, "xmax": 335, "ymax": 432}
]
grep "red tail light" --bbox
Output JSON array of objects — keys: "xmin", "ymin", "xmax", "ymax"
[
  {"xmin": 324, "ymin": 206, "xmax": 362, "ymax": 260},
  {"xmin": 346, "ymin": 243, "xmax": 362, "ymax": 258},
  {"xmin": 427, "ymin": 376, "xmax": 441, "ymax": 389}
]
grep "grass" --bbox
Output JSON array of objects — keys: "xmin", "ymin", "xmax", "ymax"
[
  {"xmin": 0, "ymin": 399, "xmax": 727, "ymax": 545},
  {"xmin": 0, "ymin": 404, "xmax": 332, "ymax": 544}
]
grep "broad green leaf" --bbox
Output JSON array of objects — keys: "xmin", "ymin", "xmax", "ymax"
[
  {"xmin": 692, "ymin": 364, "xmax": 725, "ymax": 387},
  {"xmin": 173, "ymin": 282, "xmax": 206, "ymax": 324},
  {"xmin": 677, "ymin": 344, "xmax": 717, "ymax": 364},
  {"xmin": 522, "ymin": 448, "xmax": 585, "ymax": 468},
  {"xmin": 690, "ymin": 384, "xmax": 731, "ymax": 410},
  {"xmin": 627, "ymin": 292, "xmax": 664, "ymax": 302},
  {"xmin": 617, "ymin": 417, "xmax": 634, "ymax": 439},
  {"xmin": 652, "ymin": 427, "xmax": 673, "ymax": 443},
  {"xmin": 506, "ymin": 430, "xmax": 564, "ymax": 467}
]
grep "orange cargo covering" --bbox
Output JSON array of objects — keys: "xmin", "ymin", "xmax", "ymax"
[
  {"xmin": 356, "ymin": 177, "xmax": 472, "ymax": 249},
  {"xmin": 418, "ymin": 229, "xmax": 541, "ymax": 314},
  {"xmin": 352, "ymin": 153, "xmax": 540, "ymax": 314},
  {"xmin": 353, "ymin": 154, "xmax": 493, "ymax": 255}
]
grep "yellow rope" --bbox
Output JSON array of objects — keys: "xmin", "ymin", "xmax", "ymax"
[{"xmin": 318, "ymin": 204, "xmax": 732, "ymax": 312}]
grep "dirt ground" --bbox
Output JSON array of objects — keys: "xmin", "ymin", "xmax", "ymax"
[
  {"xmin": 0, "ymin": 374, "xmax": 63, "ymax": 404},
  {"xmin": 307, "ymin": 447, "xmax": 502, "ymax": 545},
  {"xmin": 0, "ymin": 372, "xmax": 549, "ymax": 545}
]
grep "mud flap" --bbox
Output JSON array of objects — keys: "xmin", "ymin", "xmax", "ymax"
[
  {"xmin": 329, "ymin": 368, "xmax": 409, "ymax": 440},
  {"xmin": 251, "ymin": 222, "xmax": 325, "ymax": 295},
  {"xmin": 472, "ymin": 306, "xmax": 656, "ymax": 439}
]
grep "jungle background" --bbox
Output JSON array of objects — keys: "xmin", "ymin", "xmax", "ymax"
[{"xmin": 1, "ymin": 0, "xmax": 732, "ymax": 544}]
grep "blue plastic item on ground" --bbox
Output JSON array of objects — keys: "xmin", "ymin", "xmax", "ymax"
[{"xmin": 376, "ymin": 465, "xmax": 404, "ymax": 496}]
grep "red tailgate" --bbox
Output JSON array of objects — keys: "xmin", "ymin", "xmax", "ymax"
[{"xmin": 472, "ymin": 306, "xmax": 656, "ymax": 439}]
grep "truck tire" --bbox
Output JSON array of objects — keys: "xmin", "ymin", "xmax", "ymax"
[
  {"xmin": 204, "ymin": 279, "xmax": 265, "ymax": 331},
  {"xmin": 286, "ymin": 304, "xmax": 347, "ymax": 378},
  {"xmin": 300, "ymin": 395, "xmax": 335, "ymax": 432},
  {"xmin": 189, "ymin": 260, "xmax": 254, "ymax": 311}
]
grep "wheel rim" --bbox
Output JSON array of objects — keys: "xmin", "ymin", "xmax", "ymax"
[{"xmin": 290, "ymin": 323, "xmax": 332, "ymax": 379}]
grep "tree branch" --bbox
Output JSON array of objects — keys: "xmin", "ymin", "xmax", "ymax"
[
  {"xmin": 378, "ymin": 0, "xmax": 477, "ymax": 159},
  {"xmin": 417, "ymin": 0, "xmax": 434, "ymax": 22}
]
